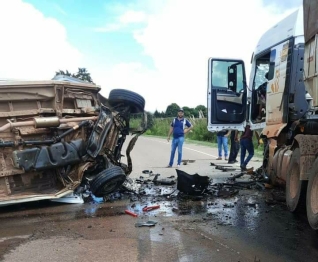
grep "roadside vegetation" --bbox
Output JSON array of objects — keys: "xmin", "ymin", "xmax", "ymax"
[
  {"xmin": 130, "ymin": 102, "xmax": 265, "ymax": 158},
  {"xmin": 143, "ymin": 117, "xmax": 264, "ymax": 156}
]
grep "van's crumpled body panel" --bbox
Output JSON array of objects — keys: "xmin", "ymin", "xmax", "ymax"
[{"xmin": 0, "ymin": 80, "xmax": 146, "ymax": 206}]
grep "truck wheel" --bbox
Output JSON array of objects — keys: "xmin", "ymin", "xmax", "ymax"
[
  {"xmin": 306, "ymin": 158, "xmax": 318, "ymax": 230},
  {"xmin": 90, "ymin": 166, "xmax": 126, "ymax": 197},
  {"xmin": 286, "ymin": 148, "xmax": 307, "ymax": 212},
  {"xmin": 108, "ymin": 89, "xmax": 145, "ymax": 113}
]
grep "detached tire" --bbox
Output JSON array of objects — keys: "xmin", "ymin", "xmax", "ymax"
[
  {"xmin": 90, "ymin": 166, "xmax": 126, "ymax": 197},
  {"xmin": 307, "ymin": 158, "xmax": 318, "ymax": 230},
  {"xmin": 108, "ymin": 89, "xmax": 145, "ymax": 113},
  {"xmin": 286, "ymin": 148, "xmax": 307, "ymax": 212}
]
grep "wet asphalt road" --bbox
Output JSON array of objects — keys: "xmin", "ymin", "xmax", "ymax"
[{"xmin": 1, "ymin": 136, "xmax": 318, "ymax": 262}]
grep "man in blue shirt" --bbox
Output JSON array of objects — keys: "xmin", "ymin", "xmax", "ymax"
[{"xmin": 167, "ymin": 108, "xmax": 193, "ymax": 168}]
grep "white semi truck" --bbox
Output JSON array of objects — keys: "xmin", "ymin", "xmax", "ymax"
[{"xmin": 207, "ymin": 2, "xmax": 318, "ymax": 230}]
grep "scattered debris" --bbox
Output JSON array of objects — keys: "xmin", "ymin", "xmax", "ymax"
[
  {"xmin": 176, "ymin": 169, "xmax": 210, "ymax": 196},
  {"xmin": 122, "ymin": 178, "xmax": 142, "ymax": 194},
  {"xmin": 223, "ymin": 203, "xmax": 235, "ymax": 208},
  {"xmin": 142, "ymin": 205, "xmax": 160, "ymax": 212},
  {"xmin": 142, "ymin": 170, "xmax": 156, "ymax": 176},
  {"xmin": 172, "ymin": 207, "xmax": 180, "ymax": 213},
  {"xmin": 91, "ymin": 194, "xmax": 104, "ymax": 203},
  {"xmin": 182, "ymin": 159, "xmax": 196, "ymax": 165},
  {"xmin": 153, "ymin": 174, "xmax": 176, "ymax": 185},
  {"xmin": 72, "ymin": 163, "xmax": 282, "ymax": 216},
  {"xmin": 125, "ymin": 210, "xmax": 138, "ymax": 217},
  {"xmin": 135, "ymin": 220, "xmax": 157, "ymax": 227}
]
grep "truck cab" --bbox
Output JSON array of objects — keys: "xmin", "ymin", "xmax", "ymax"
[
  {"xmin": 208, "ymin": 4, "xmax": 318, "ymax": 231},
  {"xmin": 208, "ymin": 7, "xmax": 308, "ymax": 137}
]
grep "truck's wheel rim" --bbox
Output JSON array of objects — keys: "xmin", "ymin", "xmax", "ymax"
[
  {"xmin": 290, "ymin": 163, "xmax": 299, "ymax": 199},
  {"xmin": 310, "ymin": 174, "xmax": 318, "ymax": 214}
]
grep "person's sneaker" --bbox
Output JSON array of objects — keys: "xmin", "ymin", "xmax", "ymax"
[
  {"xmin": 240, "ymin": 165, "xmax": 247, "ymax": 171},
  {"xmin": 176, "ymin": 165, "xmax": 180, "ymax": 168},
  {"xmin": 234, "ymin": 160, "xmax": 238, "ymax": 163},
  {"xmin": 228, "ymin": 161, "xmax": 235, "ymax": 164},
  {"xmin": 216, "ymin": 157, "xmax": 222, "ymax": 160},
  {"xmin": 166, "ymin": 165, "xmax": 172, "ymax": 168},
  {"xmin": 225, "ymin": 157, "xmax": 228, "ymax": 161}
]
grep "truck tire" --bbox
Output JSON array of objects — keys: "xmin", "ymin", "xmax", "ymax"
[
  {"xmin": 306, "ymin": 158, "xmax": 318, "ymax": 230},
  {"xmin": 286, "ymin": 148, "xmax": 307, "ymax": 212},
  {"xmin": 90, "ymin": 166, "xmax": 126, "ymax": 197},
  {"xmin": 108, "ymin": 89, "xmax": 145, "ymax": 114}
]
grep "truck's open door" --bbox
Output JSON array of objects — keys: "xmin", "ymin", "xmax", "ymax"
[{"xmin": 207, "ymin": 58, "xmax": 247, "ymax": 132}]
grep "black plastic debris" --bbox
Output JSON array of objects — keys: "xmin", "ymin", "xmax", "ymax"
[
  {"xmin": 153, "ymin": 174, "xmax": 176, "ymax": 185},
  {"xmin": 182, "ymin": 159, "xmax": 196, "ymax": 165},
  {"xmin": 135, "ymin": 220, "xmax": 158, "ymax": 227},
  {"xmin": 176, "ymin": 169, "xmax": 210, "ymax": 196},
  {"xmin": 142, "ymin": 170, "xmax": 156, "ymax": 176}
]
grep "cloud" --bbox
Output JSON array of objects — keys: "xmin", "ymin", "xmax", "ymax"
[
  {"xmin": 93, "ymin": 0, "xmax": 300, "ymax": 112},
  {"xmin": 119, "ymin": 10, "xmax": 147, "ymax": 24},
  {"xmin": 93, "ymin": 10, "xmax": 147, "ymax": 32},
  {"xmin": 0, "ymin": 0, "xmax": 81, "ymax": 80},
  {"xmin": 93, "ymin": 23, "xmax": 122, "ymax": 32}
]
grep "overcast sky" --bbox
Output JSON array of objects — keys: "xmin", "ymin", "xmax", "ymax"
[{"xmin": 0, "ymin": 0, "xmax": 302, "ymax": 112}]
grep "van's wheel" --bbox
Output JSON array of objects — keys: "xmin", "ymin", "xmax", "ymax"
[
  {"xmin": 108, "ymin": 89, "xmax": 145, "ymax": 113},
  {"xmin": 90, "ymin": 166, "xmax": 126, "ymax": 197},
  {"xmin": 307, "ymin": 158, "xmax": 318, "ymax": 230},
  {"xmin": 286, "ymin": 148, "xmax": 307, "ymax": 212}
]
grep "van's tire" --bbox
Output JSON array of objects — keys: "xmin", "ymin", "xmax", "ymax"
[
  {"xmin": 307, "ymin": 158, "xmax": 318, "ymax": 230},
  {"xmin": 108, "ymin": 89, "xmax": 145, "ymax": 113},
  {"xmin": 90, "ymin": 166, "xmax": 126, "ymax": 197},
  {"xmin": 286, "ymin": 148, "xmax": 307, "ymax": 212}
]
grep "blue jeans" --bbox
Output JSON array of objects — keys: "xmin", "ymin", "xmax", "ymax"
[
  {"xmin": 169, "ymin": 136, "xmax": 185, "ymax": 166},
  {"xmin": 217, "ymin": 136, "xmax": 228, "ymax": 157},
  {"xmin": 240, "ymin": 138, "xmax": 254, "ymax": 167}
]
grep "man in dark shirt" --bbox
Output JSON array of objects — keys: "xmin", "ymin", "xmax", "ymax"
[
  {"xmin": 240, "ymin": 125, "xmax": 254, "ymax": 171},
  {"xmin": 167, "ymin": 108, "xmax": 192, "ymax": 168}
]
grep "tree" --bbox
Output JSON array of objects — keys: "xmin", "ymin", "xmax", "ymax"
[
  {"xmin": 195, "ymin": 105, "xmax": 207, "ymax": 118},
  {"xmin": 165, "ymin": 103, "xmax": 180, "ymax": 117},
  {"xmin": 154, "ymin": 110, "xmax": 161, "ymax": 118},
  {"xmin": 182, "ymin": 106, "xmax": 192, "ymax": 117},
  {"xmin": 75, "ymin": 68, "xmax": 94, "ymax": 83},
  {"xmin": 55, "ymin": 69, "xmax": 73, "ymax": 77},
  {"xmin": 55, "ymin": 67, "xmax": 94, "ymax": 83}
]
